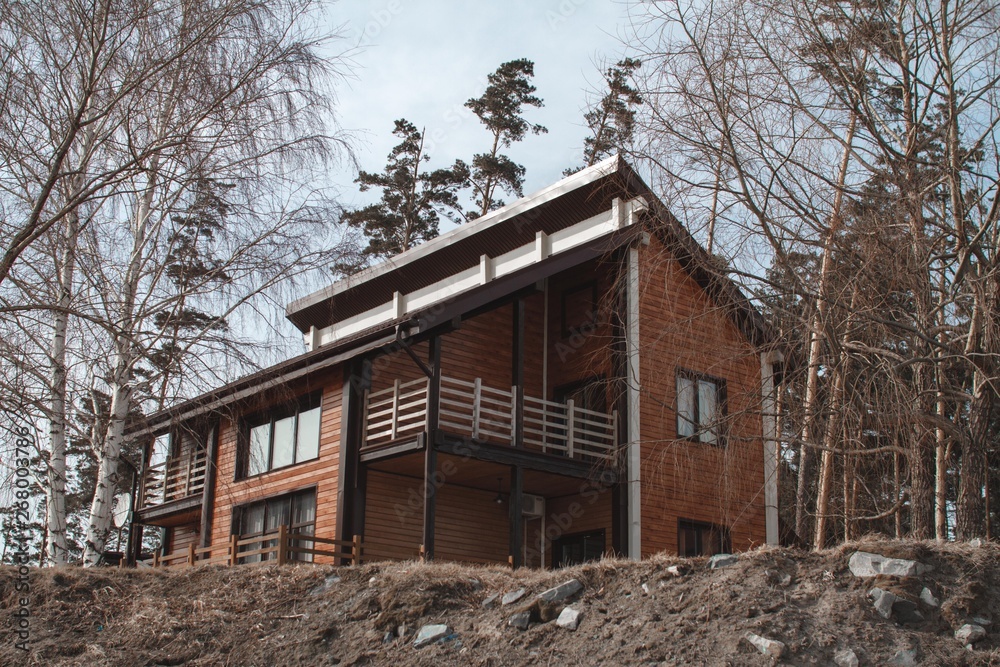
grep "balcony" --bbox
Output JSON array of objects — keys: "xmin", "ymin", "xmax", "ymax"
[
  {"xmin": 137, "ymin": 446, "xmax": 207, "ymax": 525},
  {"xmin": 362, "ymin": 375, "xmax": 618, "ymax": 466}
]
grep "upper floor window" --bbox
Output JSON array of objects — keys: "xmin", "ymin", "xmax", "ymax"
[
  {"xmin": 676, "ymin": 369, "xmax": 726, "ymax": 444},
  {"xmin": 241, "ymin": 393, "xmax": 322, "ymax": 478}
]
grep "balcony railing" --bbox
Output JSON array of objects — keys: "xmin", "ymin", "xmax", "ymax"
[
  {"xmin": 140, "ymin": 447, "xmax": 207, "ymax": 509},
  {"xmin": 362, "ymin": 375, "xmax": 618, "ymax": 465}
]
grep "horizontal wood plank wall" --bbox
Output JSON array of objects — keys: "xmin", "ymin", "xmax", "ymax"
[
  {"xmin": 364, "ymin": 470, "xmax": 509, "ymax": 565},
  {"xmin": 637, "ymin": 236, "xmax": 766, "ymax": 556},
  {"xmin": 368, "ymin": 341, "xmax": 428, "ymax": 394},
  {"xmin": 546, "ymin": 260, "xmax": 615, "ymax": 401},
  {"xmin": 441, "ymin": 304, "xmax": 513, "ymax": 391},
  {"xmin": 206, "ymin": 367, "xmax": 343, "ymax": 564},
  {"xmin": 166, "ymin": 525, "xmax": 199, "ymax": 557},
  {"xmin": 362, "ymin": 470, "xmax": 423, "ymax": 561}
]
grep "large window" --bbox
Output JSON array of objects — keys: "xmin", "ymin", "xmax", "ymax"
[
  {"xmin": 235, "ymin": 489, "xmax": 316, "ymax": 563},
  {"xmin": 678, "ymin": 519, "xmax": 730, "ymax": 557},
  {"xmin": 241, "ymin": 393, "xmax": 322, "ymax": 478},
  {"xmin": 676, "ymin": 370, "xmax": 726, "ymax": 444}
]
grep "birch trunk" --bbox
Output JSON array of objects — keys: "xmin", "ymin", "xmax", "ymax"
[{"xmin": 82, "ymin": 161, "xmax": 158, "ymax": 566}]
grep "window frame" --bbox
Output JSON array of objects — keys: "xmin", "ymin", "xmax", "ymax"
[
  {"xmin": 551, "ymin": 529, "xmax": 606, "ymax": 568},
  {"xmin": 677, "ymin": 518, "xmax": 731, "ymax": 557},
  {"xmin": 238, "ymin": 392, "xmax": 323, "ymax": 480},
  {"xmin": 675, "ymin": 368, "xmax": 728, "ymax": 446},
  {"xmin": 232, "ymin": 487, "xmax": 317, "ymax": 564}
]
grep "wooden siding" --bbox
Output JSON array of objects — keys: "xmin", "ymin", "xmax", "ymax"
[
  {"xmin": 364, "ymin": 470, "xmax": 509, "ymax": 565},
  {"xmin": 170, "ymin": 367, "xmax": 346, "ymax": 564},
  {"xmin": 533, "ymin": 488, "xmax": 614, "ymax": 567},
  {"xmin": 636, "ymin": 235, "xmax": 766, "ymax": 556},
  {"xmin": 166, "ymin": 525, "xmax": 199, "ymax": 556}
]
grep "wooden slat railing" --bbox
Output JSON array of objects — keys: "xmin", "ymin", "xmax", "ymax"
[
  {"xmin": 138, "ymin": 530, "xmax": 363, "ymax": 569},
  {"xmin": 139, "ymin": 446, "xmax": 208, "ymax": 509},
  {"xmin": 362, "ymin": 375, "xmax": 618, "ymax": 465}
]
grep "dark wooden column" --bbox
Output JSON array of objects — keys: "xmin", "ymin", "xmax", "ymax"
[
  {"xmin": 337, "ymin": 359, "xmax": 369, "ymax": 562},
  {"xmin": 512, "ymin": 296, "xmax": 525, "ymax": 449},
  {"xmin": 198, "ymin": 424, "xmax": 220, "ymax": 549},
  {"xmin": 509, "ymin": 465, "xmax": 524, "ymax": 568},
  {"xmin": 423, "ymin": 336, "xmax": 442, "ymax": 560}
]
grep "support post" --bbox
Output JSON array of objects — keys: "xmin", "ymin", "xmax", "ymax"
[
  {"xmin": 187, "ymin": 543, "xmax": 196, "ymax": 567},
  {"xmin": 512, "ymin": 297, "xmax": 525, "ymax": 448},
  {"xmin": 276, "ymin": 523, "xmax": 287, "ymax": 565},
  {"xmin": 229, "ymin": 534, "xmax": 238, "ymax": 566},
  {"xmin": 427, "ymin": 336, "xmax": 442, "ymax": 433},
  {"xmin": 509, "ymin": 465, "xmax": 524, "ymax": 569},
  {"xmin": 422, "ymin": 444, "xmax": 437, "ymax": 561},
  {"xmin": 199, "ymin": 425, "xmax": 219, "ymax": 549},
  {"xmin": 352, "ymin": 534, "xmax": 362, "ymax": 565},
  {"xmin": 338, "ymin": 359, "xmax": 369, "ymax": 564}
]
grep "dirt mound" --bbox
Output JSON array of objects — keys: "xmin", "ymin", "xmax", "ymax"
[{"xmin": 3, "ymin": 539, "xmax": 1000, "ymax": 666}]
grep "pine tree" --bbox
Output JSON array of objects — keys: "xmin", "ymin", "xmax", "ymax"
[
  {"xmin": 342, "ymin": 119, "xmax": 468, "ymax": 267},
  {"xmin": 465, "ymin": 59, "xmax": 547, "ymax": 218},
  {"xmin": 569, "ymin": 58, "xmax": 643, "ymax": 174}
]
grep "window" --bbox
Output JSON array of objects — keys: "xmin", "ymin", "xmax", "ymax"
[
  {"xmin": 552, "ymin": 529, "xmax": 605, "ymax": 568},
  {"xmin": 241, "ymin": 393, "xmax": 322, "ymax": 478},
  {"xmin": 678, "ymin": 519, "xmax": 731, "ymax": 557},
  {"xmin": 560, "ymin": 281, "xmax": 599, "ymax": 338},
  {"xmin": 676, "ymin": 370, "xmax": 726, "ymax": 444},
  {"xmin": 235, "ymin": 489, "xmax": 316, "ymax": 563}
]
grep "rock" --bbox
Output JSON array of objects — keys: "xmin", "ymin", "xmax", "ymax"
[
  {"xmin": 368, "ymin": 576, "xmax": 378, "ymax": 584},
  {"xmin": 708, "ymin": 553, "xmax": 738, "ymax": 569},
  {"xmin": 850, "ymin": 551, "xmax": 927, "ymax": 578},
  {"xmin": 887, "ymin": 648, "xmax": 918, "ymax": 667},
  {"xmin": 743, "ymin": 631, "xmax": 786, "ymax": 658},
  {"xmin": 556, "ymin": 606, "xmax": 582, "ymax": 630},
  {"xmin": 971, "ymin": 616, "xmax": 991, "ymax": 627},
  {"xmin": 955, "ymin": 624, "xmax": 987, "ymax": 644},
  {"xmin": 481, "ymin": 593, "xmax": 499, "ymax": 609},
  {"xmin": 397, "ymin": 624, "xmax": 411, "ymax": 639},
  {"xmin": 468, "ymin": 578, "xmax": 483, "ymax": 590},
  {"xmin": 665, "ymin": 564, "xmax": 690, "ymax": 577},
  {"xmin": 919, "ymin": 587, "xmax": 939, "ymax": 607},
  {"xmin": 382, "ymin": 631, "xmax": 395, "ymax": 644},
  {"xmin": 870, "ymin": 587, "xmax": 899, "ymax": 619},
  {"xmin": 538, "ymin": 579, "xmax": 583, "ymax": 602},
  {"xmin": 502, "ymin": 588, "xmax": 526, "ymax": 606},
  {"xmin": 833, "ymin": 648, "xmax": 860, "ymax": 667},
  {"xmin": 508, "ymin": 611, "xmax": 531, "ymax": 630},
  {"xmin": 969, "ymin": 538, "xmax": 983, "ymax": 547},
  {"xmin": 641, "ymin": 582, "xmax": 651, "ymax": 595},
  {"xmin": 413, "ymin": 624, "xmax": 449, "ymax": 648},
  {"xmin": 310, "ymin": 574, "xmax": 341, "ymax": 595}
]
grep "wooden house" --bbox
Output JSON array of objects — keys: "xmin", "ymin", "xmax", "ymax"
[{"xmin": 126, "ymin": 156, "xmax": 782, "ymax": 569}]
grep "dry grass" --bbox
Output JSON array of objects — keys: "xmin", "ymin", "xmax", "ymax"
[{"xmin": 3, "ymin": 540, "xmax": 1000, "ymax": 666}]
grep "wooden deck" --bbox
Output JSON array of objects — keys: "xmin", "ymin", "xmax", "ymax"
[{"xmin": 361, "ymin": 375, "xmax": 618, "ymax": 465}]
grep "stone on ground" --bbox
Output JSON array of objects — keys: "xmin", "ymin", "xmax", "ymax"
[
  {"xmin": 508, "ymin": 611, "xmax": 531, "ymax": 631},
  {"xmin": 502, "ymin": 588, "xmax": 526, "ymax": 606},
  {"xmin": 556, "ymin": 606, "xmax": 582, "ymax": 630},
  {"xmin": 955, "ymin": 624, "xmax": 987, "ymax": 644},
  {"xmin": 708, "ymin": 553, "xmax": 738, "ymax": 569},
  {"xmin": 849, "ymin": 551, "xmax": 928, "ymax": 578},
  {"xmin": 538, "ymin": 579, "xmax": 583, "ymax": 602},
  {"xmin": 743, "ymin": 631, "xmax": 786, "ymax": 658},
  {"xmin": 833, "ymin": 648, "xmax": 860, "ymax": 667},
  {"xmin": 413, "ymin": 624, "xmax": 450, "ymax": 648}
]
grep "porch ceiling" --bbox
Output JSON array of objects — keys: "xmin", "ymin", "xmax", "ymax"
[{"xmin": 366, "ymin": 452, "xmax": 604, "ymax": 499}]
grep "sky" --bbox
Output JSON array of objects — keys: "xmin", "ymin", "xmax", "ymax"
[{"xmin": 324, "ymin": 0, "xmax": 635, "ymax": 216}]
